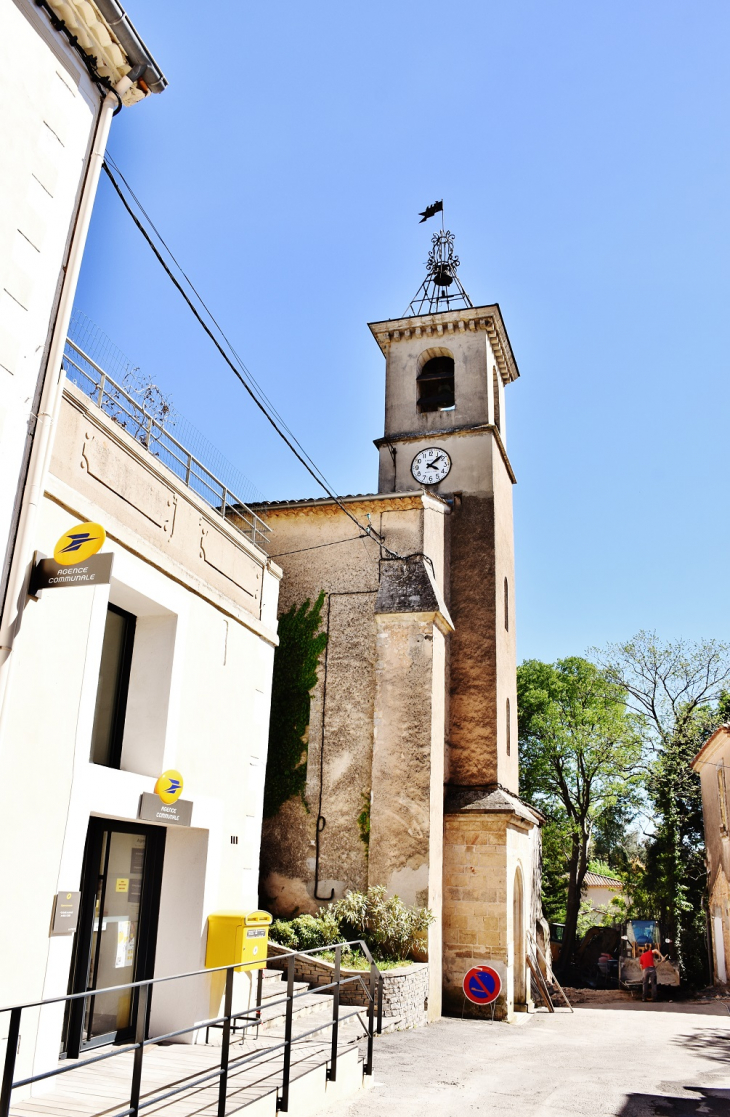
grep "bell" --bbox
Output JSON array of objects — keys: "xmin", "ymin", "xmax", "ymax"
[{"xmin": 433, "ymin": 265, "xmax": 454, "ymax": 288}]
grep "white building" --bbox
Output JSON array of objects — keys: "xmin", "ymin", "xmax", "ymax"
[
  {"xmin": 581, "ymin": 871, "xmax": 623, "ymax": 920},
  {"xmin": 0, "ymin": 337, "xmax": 281, "ymax": 1080},
  {"xmin": 0, "ymin": 0, "xmax": 164, "ymax": 665},
  {"xmin": 692, "ymin": 726, "xmax": 730, "ymax": 985},
  {"xmin": 0, "ymin": 0, "xmax": 284, "ymax": 1091}
]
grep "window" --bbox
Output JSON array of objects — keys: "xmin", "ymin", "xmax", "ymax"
[
  {"xmin": 90, "ymin": 604, "xmax": 136, "ymax": 768},
  {"xmin": 504, "ymin": 577, "xmax": 509, "ymax": 632},
  {"xmin": 719, "ymin": 768, "xmax": 729, "ymax": 834},
  {"xmin": 417, "ymin": 356, "xmax": 455, "ymax": 413},
  {"xmin": 506, "ymin": 697, "xmax": 511, "ymax": 756}
]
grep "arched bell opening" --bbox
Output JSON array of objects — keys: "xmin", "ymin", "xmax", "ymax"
[{"xmin": 417, "ymin": 355, "xmax": 455, "ymax": 413}]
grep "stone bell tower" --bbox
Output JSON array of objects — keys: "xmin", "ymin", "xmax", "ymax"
[
  {"xmin": 368, "ymin": 228, "xmax": 542, "ymax": 1016},
  {"xmin": 370, "ymin": 228, "xmax": 519, "ymax": 795},
  {"xmin": 256, "ymin": 227, "xmax": 541, "ymax": 1021}
]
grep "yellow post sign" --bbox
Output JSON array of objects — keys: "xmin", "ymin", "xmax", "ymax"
[
  {"xmin": 53, "ymin": 522, "xmax": 106, "ymax": 566},
  {"xmin": 154, "ymin": 770, "xmax": 184, "ymax": 804}
]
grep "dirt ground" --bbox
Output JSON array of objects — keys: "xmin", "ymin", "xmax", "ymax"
[{"xmin": 343, "ymin": 1000, "xmax": 730, "ymax": 1116}]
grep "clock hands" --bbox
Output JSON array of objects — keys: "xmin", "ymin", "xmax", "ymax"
[{"xmin": 412, "ymin": 448, "xmax": 450, "ymax": 484}]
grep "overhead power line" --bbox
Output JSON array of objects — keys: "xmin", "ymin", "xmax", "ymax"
[
  {"xmin": 104, "ymin": 156, "xmax": 327, "ymax": 481},
  {"xmin": 101, "ymin": 158, "xmax": 400, "ymax": 557}
]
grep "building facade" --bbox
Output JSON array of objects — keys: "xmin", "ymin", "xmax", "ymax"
[
  {"xmin": 581, "ymin": 871, "xmax": 623, "ymax": 921},
  {"xmin": 0, "ymin": 3, "xmax": 286, "ymax": 1076},
  {"xmin": 692, "ymin": 725, "xmax": 730, "ymax": 985},
  {"xmin": 0, "ymin": 0, "xmax": 164, "ymax": 686},
  {"xmin": 0, "ymin": 340, "xmax": 281, "ymax": 1087},
  {"xmin": 258, "ymin": 235, "xmax": 542, "ymax": 1021}
]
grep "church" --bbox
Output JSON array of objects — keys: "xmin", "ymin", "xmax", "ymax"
[{"xmin": 255, "ymin": 228, "xmax": 542, "ymax": 1021}]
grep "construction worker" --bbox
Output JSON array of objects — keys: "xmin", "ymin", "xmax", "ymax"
[{"xmin": 640, "ymin": 942, "xmax": 663, "ymax": 1001}]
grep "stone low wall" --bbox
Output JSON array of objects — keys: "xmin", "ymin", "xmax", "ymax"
[{"xmin": 267, "ymin": 942, "xmax": 429, "ymax": 1029}]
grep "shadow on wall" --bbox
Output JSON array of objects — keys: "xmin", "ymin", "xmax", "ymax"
[{"xmin": 617, "ymin": 1091, "xmax": 730, "ymax": 1115}]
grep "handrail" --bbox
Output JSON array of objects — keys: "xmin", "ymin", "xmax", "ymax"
[
  {"xmin": 0, "ymin": 938, "xmax": 379, "ymax": 1014},
  {"xmin": 0, "ymin": 940, "xmax": 383, "ymax": 1117},
  {"xmin": 61, "ymin": 338, "xmax": 271, "ymax": 553}
]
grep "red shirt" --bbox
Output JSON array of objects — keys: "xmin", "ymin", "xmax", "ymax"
[{"xmin": 640, "ymin": 950, "xmax": 656, "ymax": 970}]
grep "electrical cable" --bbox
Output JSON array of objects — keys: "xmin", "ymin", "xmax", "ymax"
[
  {"xmin": 102, "ymin": 159, "xmax": 402, "ymax": 556},
  {"xmin": 269, "ymin": 535, "xmax": 372, "ymax": 559},
  {"xmin": 104, "ymin": 156, "xmax": 319, "ymax": 469}
]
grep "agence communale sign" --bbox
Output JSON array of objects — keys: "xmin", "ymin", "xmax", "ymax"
[{"xmin": 30, "ymin": 521, "xmax": 113, "ymax": 595}]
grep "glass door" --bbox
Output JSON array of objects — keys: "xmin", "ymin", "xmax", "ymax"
[{"xmin": 65, "ymin": 820, "xmax": 165, "ymax": 1056}]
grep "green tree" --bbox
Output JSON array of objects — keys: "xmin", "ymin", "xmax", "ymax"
[
  {"xmin": 518, "ymin": 657, "xmax": 642, "ymax": 974},
  {"xmin": 595, "ymin": 632, "xmax": 730, "ymax": 980},
  {"xmin": 263, "ymin": 594, "xmax": 328, "ymax": 818}
]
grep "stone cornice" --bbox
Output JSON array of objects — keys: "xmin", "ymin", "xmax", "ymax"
[
  {"xmin": 251, "ymin": 490, "xmax": 450, "ymax": 519},
  {"xmin": 374, "ymin": 423, "xmax": 517, "ymax": 485},
  {"xmin": 368, "ymin": 303, "xmax": 519, "ymax": 385},
  {"xmin": 444, "ymin": 783, "xmax": 544, "ymax": 827}
]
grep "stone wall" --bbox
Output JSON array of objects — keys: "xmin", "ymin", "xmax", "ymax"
[
  {"xmin": 267, "ymin": 943, "xmax": 429, "ymax": 1029},
  {"xmin": 256, "ymin": 492, "xmax": 450, "ymax": 921},
  {"xmin": 442, "ymin": 789, "xmax": 541, "ymax": 1021}
]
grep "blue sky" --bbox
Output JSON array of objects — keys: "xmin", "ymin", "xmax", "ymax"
[{"xmin": 75, "ymin": 0, "xmax": 730, "ymax": 664}]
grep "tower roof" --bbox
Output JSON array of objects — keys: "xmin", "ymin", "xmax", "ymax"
[{"xmin": 404, "ymin": 229, "xmax": 473, "ymax": 317}]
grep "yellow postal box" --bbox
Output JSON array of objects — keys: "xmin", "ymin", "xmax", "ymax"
[{"xmin": 205, "ymin": 910, "xmax": 272, "ymax": 971}]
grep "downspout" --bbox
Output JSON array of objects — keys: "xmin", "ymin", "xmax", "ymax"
[
  {"xmin": 0, "ymin": 79, "xmax": 126, "ymax": 732},
  {"xmin": 93, "ymin": 0, "xmax": 166, "ymax": 94}
]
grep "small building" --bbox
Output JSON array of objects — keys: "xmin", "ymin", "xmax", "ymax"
[
  {"xmin": 256, "ymin": 231, "xmax": 542, "ymax": 1022},
  {"xmin": 692, "ymin": 725, "xmax": 730, "ymax": 985},
  {"xmin": 581, "ymin": 871, "xmax": 623, "ymax": 920}
]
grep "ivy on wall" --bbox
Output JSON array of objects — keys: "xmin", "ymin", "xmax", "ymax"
[
  {"xmin": 357, "ymin": 790, "xmax": 371, "ymax": 858},
  {"xmin": 263, "ymin": 593, "xmax": 328, "ymax": 818}
]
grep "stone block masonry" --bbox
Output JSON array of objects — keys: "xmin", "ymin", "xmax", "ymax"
[
  {"xmin": 442, "ymin": 786, "xmax": 542, "ymax": 1021},
  {"xmin": 267, "ymin": 943, "xmax": 429, "ymax": 1030}
]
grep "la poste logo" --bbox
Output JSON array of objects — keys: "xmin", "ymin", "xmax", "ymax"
[
  {"xmin": 53, "ymin": 522, "xmax": 106, "ymax": 566},
  {"xmin": 155, "ymin": 770, "xmax": 184, "ymax": 804}
]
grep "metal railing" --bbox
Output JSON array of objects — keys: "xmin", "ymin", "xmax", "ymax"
[
  {"xmin": 62, "ymin": 338, "xmax": 271, "ymax": 553},
  {"xmin": 0, "ymin": 941, "xmax": 383, "ymax": 1117}
]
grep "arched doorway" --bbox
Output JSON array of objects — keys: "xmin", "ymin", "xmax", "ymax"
[{"xmin": 513, "ymin": 867, "xmax": 526, "ymax": 1005}]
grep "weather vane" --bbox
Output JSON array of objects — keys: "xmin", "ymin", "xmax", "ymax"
[{"xmin": 405, "ymin": 200, "xmax": 474, "ymax": 317}]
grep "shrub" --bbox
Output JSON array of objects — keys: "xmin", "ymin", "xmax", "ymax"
[
  {"xmin": 290, "ymin": 915, "xmax": 325, "ymax": 951},
  {"xmin": 330, "ymin": 886, "xmax": 434, "ymax": 962},
  {"xmin": 270, "ymin": 919, "xmax": 297, "ymax": 949},
  {"xmin": 268, "ymin": 887, "xmax": 433, "ymax": 963},
  {"xmin": 270, "ymin": 912, "xmax": 342, "ymax": 951}
]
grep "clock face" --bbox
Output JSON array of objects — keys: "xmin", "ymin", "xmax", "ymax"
[{"xmin": 411, "ymin": 447, "xmax": 452, "ymax": 485}]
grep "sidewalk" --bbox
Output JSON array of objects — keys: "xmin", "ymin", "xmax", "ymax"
[{"xmin": 340, "ymin": 1002, "xmax": 730, "ymax": 1116}]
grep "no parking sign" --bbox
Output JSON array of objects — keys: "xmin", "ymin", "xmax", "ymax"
[{"xmin": 463, "ymin": 965, "xmax": 501, "ymax": 1006}]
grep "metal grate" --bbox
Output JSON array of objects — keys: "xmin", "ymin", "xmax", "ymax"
[{"xmin": 62, "ymin": 336, "xmax": 271, "ymax": 552}]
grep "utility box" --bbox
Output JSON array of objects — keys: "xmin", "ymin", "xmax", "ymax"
[{"xmin": 205, "ymin": 910, "xmax": 272, "ymax": 972}]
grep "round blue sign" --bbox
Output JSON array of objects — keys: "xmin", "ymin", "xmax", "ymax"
[{"xmin": 463, "ymin": 965, "xmax": 501, "ymax": 1005}]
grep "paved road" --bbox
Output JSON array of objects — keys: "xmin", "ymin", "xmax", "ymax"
[{"xmin": 344, "ymin": 1003, "xmax": 730, "ymax": 1116}]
